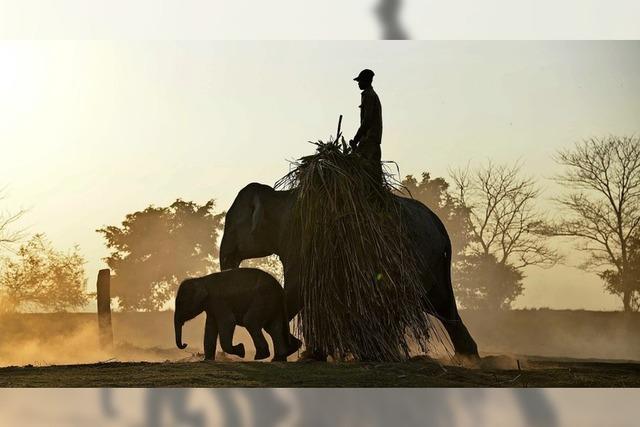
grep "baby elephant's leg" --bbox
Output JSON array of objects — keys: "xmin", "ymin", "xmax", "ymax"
[
  {"xmin": 243, "ymin": 304, "xmax": 271, "ymax": 360},
  {"xmin": 288, "ymin": 334, "xmax": 302, "ymax": 356},
  {"xmin": 215, "ymin": 306, "xmax": 245, "ymax": 358},
  {"xmin": 265, "ymin": 317, "xmax": 301, "ymax": 362},
  {"xmin": 204, "ymin": 315, "xmax": 218, "ymax": 360},
  {"xmin": 264, "ymin": 319, "xmax": 287, "ymax": 362},
  {"xmin": 219, "ymin": 323, "xmax": 245, "ymax": 358}
]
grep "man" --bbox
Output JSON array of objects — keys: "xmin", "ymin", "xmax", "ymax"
[{"xmin": 350, "ymin": 69, "xmax": 383, "ymax": 180}]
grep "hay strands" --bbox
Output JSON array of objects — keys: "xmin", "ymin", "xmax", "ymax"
[{"xmin": 276, "ymin": 120, "xmax": 438, "ymax": 361}]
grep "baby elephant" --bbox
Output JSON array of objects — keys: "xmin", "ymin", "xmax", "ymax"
[{"xmin": 174, "ymin": 268, "xmax": 301, "ymax": 361}]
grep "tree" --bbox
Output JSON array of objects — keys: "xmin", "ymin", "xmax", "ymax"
[
  {"xmin": 455, "ymin": 253, "xmax": 524, "ymax": 310},
  {"xmin": 0, "ymin": 234, "xmax": 89, "ymax": 312},
  {"xmin": 600, "ymin": 236, "xmax": 640, "ymax": 311},
  {"xmin": 450, "ymin": 162, "xmax": 557, "ymax": 309},
  {"xmin": 553, "ymin": 136, "xmax": 640, "ymax": 311},
  {"xmin": 400, "ymin": 173, "xmax": 472, "ymax": 257},
  {"xmin": 0, "ymin": 187, "xmax": 25, "ymax": 252},
  {"xmin": 97, "ymin": 199, "xmax": 224, "ymax": 311}
]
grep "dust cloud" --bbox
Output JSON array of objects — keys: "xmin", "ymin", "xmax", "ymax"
[
  {"xmin": 1, "ymin": 309, "xmax": 639, "ymax": 367},
  {"xmin": 0, "ymin": 313, "xmax": 186, "ymax": 367},
  {"xmin": 0, "ymin": 311, "xmax": 272, "ymax": 367}
]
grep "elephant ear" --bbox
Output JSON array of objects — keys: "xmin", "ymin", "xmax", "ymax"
[
  {"xmin": 250, "ymin": 193, "xmax": 265, "ymax": 234},
  {"xmin": 193, "ymin": 283, "xmax": 209, "ymax": 307}
]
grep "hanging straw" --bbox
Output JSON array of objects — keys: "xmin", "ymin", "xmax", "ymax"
[{"xmin": 275, "ymin": 125, "xmax": 438, "ymax": 361}]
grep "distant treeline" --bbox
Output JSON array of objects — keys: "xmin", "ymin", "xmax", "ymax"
[{"xmin": 1, "ymin": 136, "xmax": 639, "ymax": 312}]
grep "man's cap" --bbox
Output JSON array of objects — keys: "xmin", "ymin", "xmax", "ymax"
[{"xmin": 354, "ymin": 69, "xmax": 375, "ymax": 82}]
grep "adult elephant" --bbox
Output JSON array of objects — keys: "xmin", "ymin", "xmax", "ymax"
[{"xmin": 219, "ymin": 182, "xmax": 479, "ymax": 358}]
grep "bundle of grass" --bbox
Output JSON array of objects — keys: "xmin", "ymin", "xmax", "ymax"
[{"xmin": 276, "ymin": 133, "xmax": 435, "ymax": 361}]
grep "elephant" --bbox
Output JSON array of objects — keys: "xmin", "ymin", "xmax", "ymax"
[
  {"xmin": 174, "ymin": 268, "xmax": 302, "ymax": 362},
  {"xmin": 219, "ymin": 182, "xmax": 479, "ymax": 360}
]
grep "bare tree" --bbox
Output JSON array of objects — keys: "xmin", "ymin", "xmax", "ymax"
[
  {"xmin": 451, "ymin": 162, "xmax": 557, "ymax": 269},
  {"xmin": 0, "ymin": 187, "xmax": 25, "ymax": 252},
  {"xmin": 450, "ymin": 162, "xmax": 557, "ymax": 309},
  {"xmin": 553, "ymin": 136, "xmax": 640, "ymax": 312}
]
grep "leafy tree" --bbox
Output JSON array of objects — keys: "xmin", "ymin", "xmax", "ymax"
[
  {"xmin": 552, "ymin": 136, "xmax": 640, "ymax": 311},
  {"xmin": 599, "ymin": 236, "xmax": 640, "ymax": 311},
  {"xmin": 0, "ymin": 234, "xmax": 89, "ymax": 312},
  {"xmin": 400, "ymin": 173, "xmax": 472, "ymax": 257},
  {"xmin": 454, "ymin": 253, "xmax": 524, "ymax": 310},
  {"xmin": 97, "ymin": 199, "xmax": 224, "ymax": 311}
]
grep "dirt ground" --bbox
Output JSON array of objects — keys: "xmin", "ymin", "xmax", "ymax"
[
  {"xmin": 1, "ymin": 310, "xmax": 639, "ymax": 387},
  {"xmin": 1, "ymin": 357, "xmax": 639, "ymax": 387}
]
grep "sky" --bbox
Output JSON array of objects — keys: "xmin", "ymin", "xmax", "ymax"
[
  {"xmin": 1, "ymin": 0, "xmax": 639, "ymax": 39},
  {"xmin": 1, "ymin": 41, "xmax": 639, "ymax": 310}
]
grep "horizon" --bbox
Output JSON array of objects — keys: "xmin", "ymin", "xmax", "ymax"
[{"xmin": 2, "ymin": 41, "xmax": 639, "ymax": 311}]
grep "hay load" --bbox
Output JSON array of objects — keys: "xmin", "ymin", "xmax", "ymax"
[{"xmin": 276, "ymin": 133, "xmax": 435, "ymax": 362}]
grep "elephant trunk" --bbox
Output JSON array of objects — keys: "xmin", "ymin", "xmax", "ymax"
[
  {"xmin": 219, "ymin": 238, "xmax": 241, "ymax": 271},
  {"xmin": 174, "ymin": 316, "xmax": 187, "ymax": 350},
  {"xmin": 220, "ymin": 251, "xmax": 241, "ymax": 270}
]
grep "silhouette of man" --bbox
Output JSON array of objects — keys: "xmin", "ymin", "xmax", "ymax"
[{"xmin": 350, "ymin": 69, "xmax": 383, "ymax": 181}]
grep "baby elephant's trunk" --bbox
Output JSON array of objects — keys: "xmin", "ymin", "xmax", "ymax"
[{"xmin": 174, "ymin": 317, "xmax": 187, "ymax": 349}]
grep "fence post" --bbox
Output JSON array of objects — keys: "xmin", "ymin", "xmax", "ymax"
[{"xmin": 97, "ymin": 268, "xmax": 113, "ymax": 350}]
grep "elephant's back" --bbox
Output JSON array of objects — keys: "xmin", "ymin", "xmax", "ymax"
[
  {"xmin": 216, "ymin": 268, "xmax": 282, "ymax": 291},
  {"xmin": 393, "ymin": 194, "xmax": 452, "ymax": 296},
  {"xmin": 393, "ymin": 195, "xmax": 451, "ymax": 253},
  {"xmin": 213, "ymin": 268, "xmax": 284, "ymax": 316}
]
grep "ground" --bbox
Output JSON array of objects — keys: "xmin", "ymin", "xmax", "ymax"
[
  {"xmin": 2, "ymin": 311, "xmax": 639, "ymax": 387},
  {"xmin": 2, "ymin": 357, "xmax": 639, "ymax": 387}
]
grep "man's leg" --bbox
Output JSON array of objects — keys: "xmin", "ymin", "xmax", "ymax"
[{"xmin": 356, "ymin": 141, "xmax": 382, "ymax": 183}]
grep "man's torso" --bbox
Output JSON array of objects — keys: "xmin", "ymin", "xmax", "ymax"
[{"xmin": 360, "ymin": 87, "xmax": 383, "ymax": 145}]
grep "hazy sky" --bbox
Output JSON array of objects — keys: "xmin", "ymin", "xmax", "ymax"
[
  {"xmin": 2, "ymin": 1, "xmax": 639, "ymax": 39},
  {"xmin": 1, "ymin": 41, "xmax": 639, "ymax": 310}
]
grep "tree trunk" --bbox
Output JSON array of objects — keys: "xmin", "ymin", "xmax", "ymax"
[
  {"xmin": 619, "ymin": 268, "xmax": 633, "ymax": 312},
  {"xmin": 623, "ymin": 289, "xmax": 632, "ymax": 312}
]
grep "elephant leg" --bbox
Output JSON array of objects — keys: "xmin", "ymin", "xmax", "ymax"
[
  {"xmin": 248, "ymin": 327, "xmax": 270, "ymax": 361},
  {"xmin": 284, "ymin": 274, "xmax": 302, "ymax": 321},
  {"xmin": 243, "ymin": 306, "xmax": 270, "ymax": 360},
  {"xmin": 203, "ymin": 314, "xmax": 218, "ymax": 360},
  {"xmin": 284, "ymin": 273, "xmax": 326, "ymax": 361},
  {"xmin": 426, "ymin": 253, "xmax": 479, "ymax": 359},
  {"xmin": 219, "ymin": 324, "xmax": 245, "ymax": 358},
  {"xmin": 288, "ymin": 335, "xmax": 302, "ymax": 356},
  {"xmin": 265, "ymin": 318, "xmax": 299, "ymax": 361},
  {"xmin": 430, "ymin": 287, "xmax": 479, "ymax": 358},
  {"xmin": 215, "ymin": 307, "xmax": 245, "ymax": 358},
  {"xmin": 440, "ymin": 311, "xmax": 479, "ymax": 358}
]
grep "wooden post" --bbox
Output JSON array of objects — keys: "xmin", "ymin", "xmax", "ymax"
[{"xmin": 97, "ymin": 268, "xmax": 113, "ymax": 350}]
